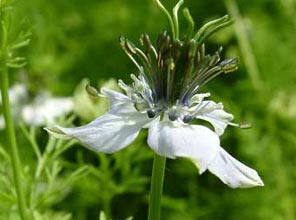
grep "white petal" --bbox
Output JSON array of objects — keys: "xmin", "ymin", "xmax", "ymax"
[
  {"xmin": 207, "ymin": 147, "xmax": 264, "ymax": 188},
  {"xmin": 46, "ymin": 103, "xmax": 151, "ymax": 153},
  {"xmin": 196, "ymin": 101, "xmax": 233, "ymax": 136},
  {"xmin": 147, "ymin": 120, "xmax": 220, "ymax": 173},
  {"xmin": 0, "ymin": 83, "xmax": 28, "ymax": 105},
  {"xmin": 100, "ymin": 87, "xmax": 130, "ymax": 110},
  {"xmin": 22, "ymin": 96, "xmax": 73, "ymax": 126}
]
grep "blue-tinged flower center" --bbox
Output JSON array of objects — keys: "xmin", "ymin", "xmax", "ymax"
[{"xmin": 119, "ymin": 31, "xmax": 238, "ymax": 121}]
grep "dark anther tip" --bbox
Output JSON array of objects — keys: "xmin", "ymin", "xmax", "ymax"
[
  {"xmin": 183, "ymin": 115, "xmax": 193, "ymax": 123},
  {"xmin": 147, "ymin": 110, "xmax": 156, "ymax": 118},
  {"xmin": 168, "ymin": 113, "xmax": 178, "ymax": 121}
]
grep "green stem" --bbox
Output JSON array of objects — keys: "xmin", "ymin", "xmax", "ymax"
[
  {"xmin": 225, "ymin": 0, "xmax": 263, "ymax": 90},
  {"xmin": 148, "ymin": 154, "xmax": 166, "ymax": 220},
  {"xmin": 0, "ymin": 55, "xmax": 27, "ymax": 220}
]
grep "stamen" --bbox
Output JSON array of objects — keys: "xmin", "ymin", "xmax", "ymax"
[
  {"xmin": 200, "ymin": 44, "xmax": 205, "ymax": 58},
  {"xmin": 197, "ymin": 67, "xmax": 223, "ymax": 86},
  {"xmin": 209, "ymin": 47, "xmax": 222, "ymax": 66},
  {"xmin": 181, "ymin": 95, "xmax": 211, "ymax": 121},
  {"xmin": 196, "ymin": 51, "xmax": 201, "ymax": 64},
  {"xmin": 125, "ymin": 40, "xmax": 137, "ymax": 54},
  {"xmin": 220, "ymin": 58, "xmax": 239, "ymax": 73},
  {"xmin": 85, "ymin": 84, "xmax": 100, "ymax": 98},
  {"xmin": 140, "ymin": 34, "xmax": 158, "ymax": 59},
  {"xmin": 166, "ymin": 58, "xmax": 175, "ymax": 103},
  {"xmin": 118, "ymin": 79, "xmax": 133, "ymax": 96},
  {"xmin": 171, "ymin": 39, "xmax": 182, "ymax": 61},
  {"xmin": 168, "ymin": 106, "xmax": 178, "ymax": 121},
  {"xmin": 135, "ymin": 47, "xmax": 152, "ymax": 70},
  {"xmin": 118, "ymin": 13, "xmax": 238, "ymax": 118},
  {"xmin": 168, "ymin": 112, "xmax": 178, "ymax": 121},
  {"xmin": 188, "ymin": 39, "xmax": 198, "ymax": 58},
  {"xmin": 119, "ymin": 36, "xmax": 142, "ymax": 71},
  {"xmin": 180, "ymin": 39, "xmax": 197, "ymax": 95},
  {"xmin": 156, "ymin": 31, "xmax": 172, "ymax": 100},
  {"xmin": 135, "ymin": 102, "xmax": 149, "ymax": 112},
  {"xmin": 147, "ymin": 109, "xmax": 156, "ymax": 118},
  {"xmin": 180, "ymin": 64, "xmax": 220, "ymax": 103},
  {"xmin": 157, "ymin": 31, "xmax": 171, "ymax": 54},
  {"xmin": 228, "ymin": 121, "xmax": 252, "ymax": 129},
  {"xmin": 183, "ymin": 115, "xmax": 193, "ymax": 123},
  {"xmin": 238, "ymin": 122, "xmax": 252, "ymax": 129}
]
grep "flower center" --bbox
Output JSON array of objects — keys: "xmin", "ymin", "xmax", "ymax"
[{"xmin": 119, "ymin": 31, "xmax": 238, "ymax": 122}]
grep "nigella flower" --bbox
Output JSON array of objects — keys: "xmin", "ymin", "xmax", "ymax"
[
  {"xmin": 0, "ymin": 83, "xmax": 74, "ymax": 128},
  {"xmin": 22, "ymin": 93, "xmax": 74, "ymax": 126},
  {"xmin": 46, "ymin": 2, "xmax": 263, "ymax": 188}
]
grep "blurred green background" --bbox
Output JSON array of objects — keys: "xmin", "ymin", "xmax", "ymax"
[{"xmin": 1, "ymin": 0, "xmax": 296, "ymax": 219}]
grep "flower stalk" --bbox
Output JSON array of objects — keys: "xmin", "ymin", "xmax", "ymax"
[
  {"xmin": 148, "ymin": 154, "xmax": 166, "ymax": 220},
  {"xmin": 0, "ymin": 5, "xmax": 28, "ymax": 220},
  {"xmin": 0, "ymin": 54, "xmax": 27, "ymax": 220}
]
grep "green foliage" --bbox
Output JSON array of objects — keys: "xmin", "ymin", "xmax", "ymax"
[
  {"xmin": 0, "ymin": 0, "xmax": 296, "ymax": 219},
  {"xmin": 0, "ymin": 116, "xmax": 91, "ymax": 219}
]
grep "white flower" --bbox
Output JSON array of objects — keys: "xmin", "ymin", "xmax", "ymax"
[
  {"xmin": 22, "ymin": 94, "xmax": 73, "ymax": 126},
  {"xmin": 0, "ymin": 83, "xmax": 28, "ymax": 105},
  {"xmin": 46, "ymin": 88, "xmax": 263, "ymax": 188},
  {"xmin": 0, "ymin": 83, "xmax": 73, "ymax": 128},
  {"xmin": 46, "ymin": 32, "xmax": 263, "ymax": 188}
]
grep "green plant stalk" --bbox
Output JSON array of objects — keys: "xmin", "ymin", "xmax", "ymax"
[
  {"xmin": 225, "ymin": 0, "xmax": 263, "ymax": 90},
  {"xmin": 0, "ymin": 55, "xmax": 27, "ymax": 220},
  {"xmin": 148, "ymin": 154, "xmax": 166, "ymax": 220}
]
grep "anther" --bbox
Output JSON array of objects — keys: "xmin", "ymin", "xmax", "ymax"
[
  {"xmin": 168, "ymin": 112, "xmax": 178, "ymax": 121},
  {"xmin": 119, "ymin": 36, "xmax": 137, "ymax": 55},
  {"xmin": 220, "ymin": 58, "xmax": 239, "ymax": 73},
  {"xmin": 209, "ymin": 49, "xmax": 222, "ymax": 67},
  {"xmin": 238, "ymin": 122, "xmax": 252, "ymax": 129},
  {"xmin": 200, "ymin": 43, "xmax": 205, "ymax": 58},
  {"xmin": 140, "ymin": 34, "xmax": 152, "ymax": 52},
  {"xmin": 125, "ymin": 40, "xmax": 137, "ymax": 54},
  {"xmin": 134, "ymin": 102, "xmax": 148, "ymax": 111},
  {"xmin": 157, "ymin": 31, "xmax": 168, "ymax": 46},
  {"xmin": 171, "ymin": 39, "xmax": 182, "ymax": 60},
  {"xmin": 119, "ymin": 35, "xmax": 127, "ymax": 50},
  {"xmin": 85, "ymin": 84, "xmax": 100, "ymax": 98},
  {"xmin": 183, "ymin": 115, "xmax": 193, "ymax": 123},
  {"xmin": 166, "ymin": 58, "xmax": 175, "ymax": 71},
  {"xmin": 147, "ymin": 110, "xmax": 156, "ymax": 118},
  {"xmin": 157, "ymin": 31, "xmax": 171, "ymax": 52}
]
